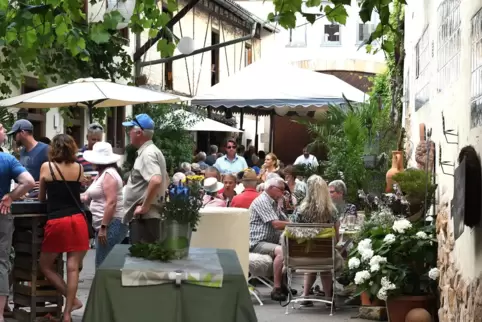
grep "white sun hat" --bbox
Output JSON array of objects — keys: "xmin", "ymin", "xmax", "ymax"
[
  {"xmin": 83, "ymin": 142, "xmax": 121, "ymax": 165},
  {"xmin": 203, "ymin": 177, "xmax": 224, "ymax": 193}
]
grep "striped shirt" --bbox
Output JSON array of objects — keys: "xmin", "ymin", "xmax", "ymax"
[
  {"xmin": 249, "ymin": 192, "xmax": 288, "ymax": 249},
  {"xmin": 77, "ymin": 145, "xmax": 93, "ymax": 173}
]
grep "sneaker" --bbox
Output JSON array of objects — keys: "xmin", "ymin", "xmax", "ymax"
[
  {"xmin": 270, "ymin": 288, "xmax": 287, "ymax": 301},
  {"xmin": 299, "ymin": 300, "xmax": 314, "ymax": 307}
]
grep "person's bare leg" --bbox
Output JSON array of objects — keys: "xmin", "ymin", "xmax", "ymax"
[
  {"xmin": 321, "ymin": 273, "xmax": 333, "ymax": 297},
  {"xmin": 39, "ymin": 252, "xmax": 83, "ymax": 314},
  {"xmin": 273, "ymin": 246, "xmax": 284, "ymax": 288},
  {"xmin": 303, "ymin": 273, "xmax": 317, "ymax": 296},
  {"xmin": 63, "ymin": 251, "xmax": 86, "ymax": 320}
]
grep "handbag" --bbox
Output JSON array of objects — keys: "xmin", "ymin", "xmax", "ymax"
[{"xmin": 52, "ymin": 163, "xmax": 95, "ymax": 239}]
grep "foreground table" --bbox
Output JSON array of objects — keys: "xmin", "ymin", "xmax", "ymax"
[{"xmin": 82, "ymin": 245, "xmax": 257, "ymax": 322}]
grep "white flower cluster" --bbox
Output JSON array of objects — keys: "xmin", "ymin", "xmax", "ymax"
[
  {"xmin": 348, "ymin": 257, "xmax": 360, "ymax": 269},
  {"xmin": 357, "ymin": 238, "xmax": 374, "ymax": 262},
  {"xmin": 392, "ymin": 219, "xmax": 412, "ymax": 234},
  {"xmin": 377, "ymin": 276, "xmax": 396, "ymax": 301},
  {"xmin": 428, "ymin": 267, "xmax": 439, "ymax": 280},
  {"xmin": 383, "ymin": 234, "xmax": 396, "ymax": 244},
  {"xmin": 354, "ymin": 270, "xmax": 371, "ymax": 285},
  {"xmin": 415, "ymin": 231, "xmax": 428, "ymax": 239},
  {"xmin": 369, "ymin": 255, "xmax": 387, "ymax": 272}
]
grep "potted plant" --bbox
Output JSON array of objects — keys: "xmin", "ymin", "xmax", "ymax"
[
  {"xmin": 348, "ymin": 217, "xmax": 438, "ymax": 320},
  {"xmin": 392, "ymin": 169, "xmax": 437, "ymax": 221},
  {"xmin": 161, "ymin": 175, "xmax": 204, "ymax": 259}
]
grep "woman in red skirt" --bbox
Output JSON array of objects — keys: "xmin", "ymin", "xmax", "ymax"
[{"xmin": 38, "ymin": 134, "xmax": 89, "ymax": 322}]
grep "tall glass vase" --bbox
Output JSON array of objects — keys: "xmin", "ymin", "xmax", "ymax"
[{"xmin": 162, "ymin": 220, "xmax": 192, "ymax": 259}]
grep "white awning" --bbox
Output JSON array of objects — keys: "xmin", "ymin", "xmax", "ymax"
[{"xmin": 162, "ymin": 110, "xmax": 242, "ymax": 132}]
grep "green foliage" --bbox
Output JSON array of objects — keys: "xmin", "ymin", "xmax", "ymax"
[
  {"xmin": 268, "ymin": 0, "xmax": 405, "ymax": 54},
  {"xmin": 129, "ymin": 242, "xmax": 175, "ymax": 261},
  {"xmin": 292, "ymin": 163, "xmax": 321, "ymax": 179},
  {"xmin": 392, "ymin": 170, "xmax": 437, "ymax": 214},
  {"xmin": 122, "ymin": 103, "xmax": 200, "ymax": 175},
  {"xmin": 163, "ymin": 176, "xmax": 204, "ymax": 229},
  {"xmin": 347, "ymin": 219, "xmax": 438, "ymax": 300},
  {"xmin": 0, "ymin": 0, "xmax": 178, "ymax": 110}
]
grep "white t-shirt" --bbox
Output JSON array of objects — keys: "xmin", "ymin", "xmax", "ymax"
[{"xmin": 293, "ymin": 154, "xmax": 319, "ymax": 168}]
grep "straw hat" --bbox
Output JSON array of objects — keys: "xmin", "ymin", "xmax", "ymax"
[
  {"xmin": 203, "ymin": 177, "xmax": 224, "ymax": 193},
  {"xmin": 242, "ymin": 169, "xmax": 258, "ymax": 182},
  {"xmin": 83, "ymin": 142, "xmax": 121, "ymax": 165}
]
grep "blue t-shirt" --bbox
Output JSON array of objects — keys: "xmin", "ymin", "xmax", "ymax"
[
  {"xmin": 19, "ymin": 142, "xmax": 49, "ymax": 181},
  {"xmin": 0, "ymin": 153, "xmax": 27, "ymax": 199}
]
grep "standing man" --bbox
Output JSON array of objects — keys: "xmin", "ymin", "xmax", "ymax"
[
  {"xmin": 205, "ymin": 145, "xmax": 218, "ymax": 166},
  {"xmin": 77, "ymin": 123, "xmax": 104, "ymax": 175},
  {"xmin": 7, "ymin": 120, "xmax": 48, "ymax": 184},
  {"xmin": 0, "ymin": 123, "xmax": 35, "ymax": 322},
  {"xmin": 122, "ymin": 114, "xmax": 169, "ymax": 243},
  {"xmin": 214, "ymin": 139, "xmax": 248, "ymax": 174},
  {"xmin": 293, "ymin": 146, "xmax": 319, "ymax": 169}
]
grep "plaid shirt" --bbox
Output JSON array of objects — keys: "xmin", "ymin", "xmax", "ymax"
[{"xmin": 249, "ymin": 192, "xmax": 287, "ymax": 249}]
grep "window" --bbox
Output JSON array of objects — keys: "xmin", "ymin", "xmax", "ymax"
[
  {"xmin": 164, "ymin": 61, "xmax": 173, "ymax": 90},
  {"xmin": 322, "ymin": 24, "xmax": 340, "ymax": 46},
  {"xmin": 211, "ymin": 30, "xmax": 220, "ymax": 86},
  {"xmin": 245, "ymin": 43, "xmax": 253, "ymax": 66},
  {"xmin": 470, "ymin": 9, "xmax": 482, "ymax": 128},
  {"xmin": 437, "ymin": 0, "xmax": 461, "ymax": 94},
  {"xmin": 287, "ymin": 25, "xmax": 307, "ymax": 47},
  {"xmin": 356, "ymin": 1, "xmax": 379, "ymax": 44},
  {"xmin": 106, "ymin": 106, "xmax": 126, "ymax": 153},
  {"xmin": 415, "ymin": 27, "xmax": 430, "ymax": 110}
]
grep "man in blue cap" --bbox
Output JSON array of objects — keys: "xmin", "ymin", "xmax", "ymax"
[
  {"xmin": 122, "ymin": 114, "xmax": 169, "ymax": 243},
  {"xmin": 0, "ymin": 122, "xmax": 35, "ymax": 321},
  {"xmin": 7, "ymin": 119, "xmax": 49, "ymax": 188}
]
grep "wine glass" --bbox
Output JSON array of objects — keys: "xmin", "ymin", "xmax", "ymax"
[{"xmin": 346, "ymin": 214, "xmax": 356, "ymax": 230}]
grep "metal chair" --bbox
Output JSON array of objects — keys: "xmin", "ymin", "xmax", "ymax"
[{"xmin": 283, "ymin": 223, "xmax": 338, "ymax": 316}]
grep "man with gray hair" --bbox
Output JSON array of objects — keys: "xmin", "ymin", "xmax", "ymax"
[
  {"xmin": 249, "ymin": 177, "xmax": 290, "ymax": 301},
  {"xmin": 196, "ymin": 151, "xmax": 208, "ymax": 170},
  {"xmin": 122, "ymin": 114, "xmax": 169, "ymax": 243},
  {"xmin": 329, "ymin": 180, "xmax": 357, "ymax": 220},
  {"xmin": 77, "ymin": 122, "xmax": 104, "ymax": 174}
]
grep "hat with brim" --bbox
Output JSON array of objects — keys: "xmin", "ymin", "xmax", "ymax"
[
  {"xmin": 203, "ymin": 177, "xmax": 224, "ymax": 193},
  {"xmin": 83, "ymin": 142, "xmax": 121, "ymax": 165},
  {"xmin": 242, "ymin": 169, "xmax": 258, "ymax": 182}
]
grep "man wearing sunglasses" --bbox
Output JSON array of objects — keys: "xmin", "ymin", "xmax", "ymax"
[
  {"xmin": 0, "ymin": 123, "xmax": 35, "ymax": 321},
  {"xmin": 122, "ymin": 114, "xmax": 169, "ymax": 244},
  {"xmin": 213, "ymin": 139, "xmax": 248, "ymax": 175}
]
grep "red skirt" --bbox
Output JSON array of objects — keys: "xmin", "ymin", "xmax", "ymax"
[{"xmin": 42, "ymin": 213, "xmax": 90, "ymax": 253}]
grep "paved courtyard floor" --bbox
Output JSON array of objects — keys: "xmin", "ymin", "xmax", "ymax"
[{"xmin": 8, "ymin": 250, "xmax": 365, "ymax": 322}]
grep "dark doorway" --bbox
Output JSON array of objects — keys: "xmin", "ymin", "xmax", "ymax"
[{"xmin": 211, "ymin": 30, "xmax": 220, "ymax": 86}]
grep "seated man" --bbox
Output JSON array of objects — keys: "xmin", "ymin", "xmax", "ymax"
[
  {"xmin": 231, "ymin": 169, "xmax": 259, "ymax": 209},
  {"xmin": 249, "ymin": 177, "xmax": 290, "ymax": 301}
]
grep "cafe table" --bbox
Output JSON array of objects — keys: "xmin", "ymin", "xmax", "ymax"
[{"xmin": 82, "ymin": 245, "xmax": 257, "ymax": 322}]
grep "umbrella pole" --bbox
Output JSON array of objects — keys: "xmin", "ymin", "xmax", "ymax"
[{"xmin": 88, "ymin": 106, "xmax": 93, "ymax": 124}]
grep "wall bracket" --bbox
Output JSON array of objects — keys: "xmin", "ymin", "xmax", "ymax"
[
  {"xmin": 442, "ymin": 112, "xmax": 459, "ymax": 144},
  {"xmin": 439, "ymin": 145, "xmax": 454, "ymax": 177}
]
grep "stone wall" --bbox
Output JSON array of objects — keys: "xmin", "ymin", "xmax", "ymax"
[{"xmin": 436, "ymin": 205, "xmax": 482, "ymax": 322}]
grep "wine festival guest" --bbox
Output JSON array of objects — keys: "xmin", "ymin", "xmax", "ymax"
[
  {"xmin": 81, "ymin": 142, "xmax": 127, "ymax": 268},
  {"xmin": 122, "ymin": 114, "xmax": 169, "ymax": 244},
  {"xmin": 0, "ymin": 123, "xmax": 35, "ymax": 322},
  {"xmin": 213, "ymin": 139, "xmax": 248, "ymax": 174},
  {"xmin": 230, "ymin": 169, "xmax": 259, "ymax": 209},
  {"xmin": 259, "ymin": 153, "xmax": 280, "ymax": 182},
  {"xmin": 38, "ymin": 134, "xmax": 90, "ymax": 322},
  {"xmin": 202, "ymin": 178, "xmax": 226, "ymax": 208},
  {"xmin": 221, "ymin": 173, "xmax": 237, "ymax": 207}
]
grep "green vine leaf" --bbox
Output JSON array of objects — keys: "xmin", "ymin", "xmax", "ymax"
[{"xmin": 89, "ymin": 24, "xmax": 110, "ymax": 44}]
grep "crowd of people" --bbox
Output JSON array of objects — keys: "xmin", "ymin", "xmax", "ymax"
[{"xmin": 0, "ymin": 112, "xmax": 355, "ymax": 321}]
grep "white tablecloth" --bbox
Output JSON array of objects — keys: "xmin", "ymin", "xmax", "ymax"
[{"xmin": 190, "ymin": 208, "xmax": 250, "ymax": 280}]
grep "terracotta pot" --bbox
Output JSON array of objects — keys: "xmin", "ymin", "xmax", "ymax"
[
  {"xmin": 386, "ymin": 151, "xmax": 404, "ymax": 192},
  {"xmin": 386, "ymin": 295, "xmax": 435, "ymax": 322},
  {"xmin": 361, "ymin": 291, "xmax": 385, "ymax": 306}
]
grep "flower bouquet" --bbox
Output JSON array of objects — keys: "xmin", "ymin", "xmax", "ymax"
[{"xmin": 347, "ymin": 217, "xmax": 438, "ymax": 320}]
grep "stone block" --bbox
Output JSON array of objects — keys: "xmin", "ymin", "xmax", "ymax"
[{"xmin": 359, "ymin": 306, "xmax": 388, "ymax": 321}]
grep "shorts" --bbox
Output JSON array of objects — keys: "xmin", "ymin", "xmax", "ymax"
[
  {"xmin": 0, "ymin": 215, "xmax": 13, "ymax": 296},
  {"xmin": 251, "ymin": 241, "xmax": 279, "ymax": 258},
  {"xmin": 42, "ymin": 214, "xmax": 90, "ymax": 253}
]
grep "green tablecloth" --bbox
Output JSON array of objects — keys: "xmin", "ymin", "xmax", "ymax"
[{"xmin": 82, "ymin": 245, "xmax": 257, "ymax": 322}]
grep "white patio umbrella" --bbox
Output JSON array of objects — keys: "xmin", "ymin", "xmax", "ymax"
[
  {"xmin": 0, "ymin": 78, "xmax": 182, "ymax": 123},
  {"xmin": 161, "ymin": 110, "xmax": 242, "ymax": 132}
]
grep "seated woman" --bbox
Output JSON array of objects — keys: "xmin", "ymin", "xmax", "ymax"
[
  {"xmin": 202, "ymin": 177, "xmax": 226, "ymax": 207},
  {"xmin": 258, "ymin": 153, "xmax": 280, "ymax": 182},
  {"xmin": 221, "ymin": 173, "xmax": 237, "ymax": 206},
  {"xmin": 288, "ymin": 175, "xmax": 344, "ymax": 307}
]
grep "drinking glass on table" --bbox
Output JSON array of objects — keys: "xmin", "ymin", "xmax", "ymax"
[{"xmin": 346, "ymin": 214, "xmax": 356, "ymax": 230}]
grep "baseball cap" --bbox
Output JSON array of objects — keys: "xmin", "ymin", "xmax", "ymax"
[
  {"xmin": 7, "ymin": 119, "xmax": 34, "ymax": 135},
  {"xmin": 122, "ymin": 114, "xmax": 155, "ymax": 130}
]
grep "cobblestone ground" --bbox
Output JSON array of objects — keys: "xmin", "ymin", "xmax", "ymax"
[{"xmin": 8, "ymin": 250, "xmax": 364, "ymax": 322}]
